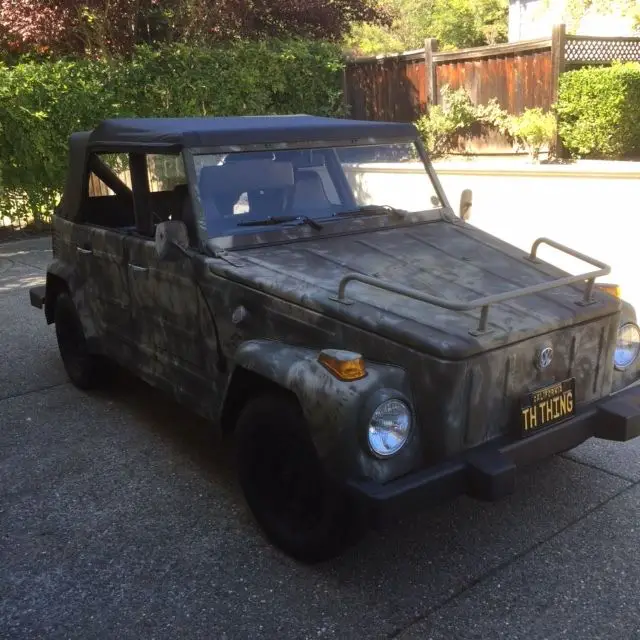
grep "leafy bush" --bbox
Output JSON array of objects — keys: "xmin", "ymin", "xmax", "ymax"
[
  {"xmin": 415, "ymin": 86, "xmax": 475, "ymax": 157},
  {"xmin": 474, "ymin": 99, "xmax": 511, "ymax": 136},
  {"xmin": 1, "ymin": 0, "xmax": 388, "ymax": 56},
  {"xmin": 415, "ymin": 104, "xmax": 460, "ymax": 158},
  {"xmin": 415, "ymin": 84, "xmax": 558, "ymax": 160},
  {"xmin": 0, "ymin": 40, "xmax": 345, "ymax": 226},
  {"xmin": 557, "ymin": 62, "xmax": 640, "ymax": 159},
  {"xmin": 415, "ymin": 85, "xmax": 511, "ymax": 157},
  {"xmin": 509, "ymin": 108, "xmax": 556, "ymax": 160},
  {"xmin": 343, "ymin": 21, "xmax": 406, "ymax": 56},
  {"xmin": 344, "ymin": 0, "xmax": 508, "ymax": 55}
]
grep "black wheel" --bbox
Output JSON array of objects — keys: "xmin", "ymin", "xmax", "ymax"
[
  {"xmin": 54, "ymin": 292, "xmax": 104, "ymax": 390},
  {"xmin": 235, "ymin": 393, "xmax": 365, "ymax": 563}
]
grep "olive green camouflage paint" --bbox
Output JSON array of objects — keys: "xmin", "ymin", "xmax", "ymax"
[
  {"xmin": 232, "ymin": 340, "xmax": 419, "ymax": 483},
  {"xmin": 45, "ymin": 145, "xmax": 637, "ymax": 486}
]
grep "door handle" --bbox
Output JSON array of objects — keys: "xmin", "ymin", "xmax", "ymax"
[
  {"xmin": 128, "ymin": 263, "xmax": 149, "ymax": 273},
  {"xmin": 76, "ymin": 246, "xmax": 92, "ymax": 255}
]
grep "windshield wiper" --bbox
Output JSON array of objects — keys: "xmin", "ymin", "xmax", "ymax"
[
  {"xmin": 237, "ymin": 215, "xmax": 322, "ymax": 231},
  {"xmin": 332, "ymin": 204, "xmax": 409, "ymax": 219}
]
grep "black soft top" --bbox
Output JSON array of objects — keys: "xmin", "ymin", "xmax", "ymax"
[
  {"xmin": 87, "ymin": 115, "xmax": 418, "ymax": 149},
  {"xmin": 58, "ymin": 116, "xmax": 418, "ymax": 220}
]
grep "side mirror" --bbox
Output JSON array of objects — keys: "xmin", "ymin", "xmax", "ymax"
[
  {"xmin": 459, "ymin": 189, "xmax": 472, "ymax": 221},
  {"xmin": 155, "ymin": 220, "xmax": 189, "ymax": 261}
]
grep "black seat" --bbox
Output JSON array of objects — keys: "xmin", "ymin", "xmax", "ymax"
[
  {"xmin": 290, "ymin": 171, "xmax": 331, "ymax": 215},
  {"xmin": 248, "ymin": 187, "xmax": 287, "ymax": 217},
  {"xmin": 198, "ymin": 159, "xmax": 294, "ymax": 229},
  {"xmin": 171, "ymin": 184, "xmax": 189, "ymax": 221},
  {"xmin": 171, "ymin": 184, "xmax": 199, "ymax": 246}
]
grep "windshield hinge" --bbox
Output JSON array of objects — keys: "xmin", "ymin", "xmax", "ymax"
[
  {"xmin": 440, "ymin": 207, "xmax": 461, "ymax": 224},
  {"xmin": 211, "ymin": 248, "xmax": 245, "ymax": 267}
]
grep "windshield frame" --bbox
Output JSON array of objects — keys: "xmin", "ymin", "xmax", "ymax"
[{"xmin": 181, "ymin": 135, "xmax": 454, "ymax": 253}]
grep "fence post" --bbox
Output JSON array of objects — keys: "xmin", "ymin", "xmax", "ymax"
[
  {"xmin": 551, "ymin": 23, "xmax": 567, "ymax": 158},
  {"xmin": 425, "ymin": 38, "xmax": 439, "ymax": 110},
  {"xmin": 341, "ymin": 65, "xmax": 352, "ymax": 118}
]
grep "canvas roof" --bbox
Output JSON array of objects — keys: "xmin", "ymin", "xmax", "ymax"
[{"xmin": 87, "ymin": 115, "xmax": 418, "ymax": 149}]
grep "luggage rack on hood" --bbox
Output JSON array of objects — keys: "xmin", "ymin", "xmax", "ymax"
[{"xmin": 329, "ymin": 238, "xmax": 611, "ymax": 336}]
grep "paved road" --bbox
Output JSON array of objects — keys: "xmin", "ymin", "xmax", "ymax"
[{"xmin": 1, "ymin": 237, "xmax": 639, "ymax": 640}]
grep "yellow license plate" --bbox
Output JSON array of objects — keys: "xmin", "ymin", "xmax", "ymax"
[{"xmin": 520, "ymin": 378, "xmax": 575, "ymax": 437}]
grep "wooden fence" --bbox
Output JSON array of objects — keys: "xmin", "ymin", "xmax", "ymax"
[{"xmin": 344, "ymin": 24, "xmax": 640, "ymax": 124}]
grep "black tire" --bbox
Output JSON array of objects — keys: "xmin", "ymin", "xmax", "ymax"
[
  {"xmin": 54, "ymin": 292, "xmax": 103, "ymax": 390},
  {"xmin": 235, "ymin": 393, "xmax": 365, "ymax": 563}
]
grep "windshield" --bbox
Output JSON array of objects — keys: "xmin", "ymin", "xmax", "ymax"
[{"xmin": 193, "ymin": 142, "xmax": 442, "ymax": 237}]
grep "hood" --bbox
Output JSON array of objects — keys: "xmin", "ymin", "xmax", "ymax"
[{"xmin": 220, "ymin": 220, "xmax": 620, "ymax": 359}]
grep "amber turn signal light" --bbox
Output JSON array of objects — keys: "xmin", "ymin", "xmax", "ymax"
[
  {"xmin": 318, "ymin": 349, "xmax": 367, "ymax": 381},
  {"xmin": 596, "ymin": 283, "xmax": 621, "ymax": 298}
]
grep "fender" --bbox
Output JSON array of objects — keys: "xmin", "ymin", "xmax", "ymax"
[
  {"xmin": 230, "ymin": 339, "xmax": 423, "ymax": 483},
  {"xmin": 44, "ymin": 260, "xmax": 100, "ymax": 345},
  {"xmin": 612, "ymin": 300, "xmax": 640, "ymax": 393},
  {"xmin": 44, "ymin": 259, "xmax": 76, "ymax": 323}
]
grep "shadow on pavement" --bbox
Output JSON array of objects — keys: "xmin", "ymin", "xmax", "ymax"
[
  {"xmin": 91, "ymin": 366, "xmax": 238, "ymax": 494},
  {"xmin": 87, "ymin": 365, "xmax": 628, "ymax": 617}
]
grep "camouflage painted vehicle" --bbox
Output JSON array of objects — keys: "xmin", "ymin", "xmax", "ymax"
[{"xmin": 30, "ymin": 116, "xmax": 640, "ymax": 562}]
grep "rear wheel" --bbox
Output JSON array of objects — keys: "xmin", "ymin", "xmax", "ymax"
[
  {"xmin": 54, "ymin": 292, "xmax": 104, "ymax": 390},
  {"xmin": 235, "ymin": 393, "xmax": 365, "ymax": 563}
]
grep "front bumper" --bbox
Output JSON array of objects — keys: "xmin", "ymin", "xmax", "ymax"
[
  {"xmin": 347, "ymin": 381, "xmax": 640, "ymax": 518},
  {"xmin": 30, "ymin": 285, "xmax": 46, "ymax": 310}
]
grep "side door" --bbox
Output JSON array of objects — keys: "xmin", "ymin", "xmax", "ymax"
[
  {"xmin": 73, "ymin": 152, "xmax": 136, "ymax": 363},
  {"xmin": 125, "ymin": 152, "xmax": 211, "ymax": 407}
]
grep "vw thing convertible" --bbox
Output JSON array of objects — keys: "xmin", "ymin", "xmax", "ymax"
[{"xmin": 30, "ymin": 116, "xmax": 640, "ymax": 562}]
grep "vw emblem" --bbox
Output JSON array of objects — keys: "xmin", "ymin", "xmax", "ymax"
[{"xmin": 537, "ymin": 346, "xmax": 554, "ymax": 370}]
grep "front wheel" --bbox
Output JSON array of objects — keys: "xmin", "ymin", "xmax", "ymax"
[
  {"xmin": 235, "ymin": 393, "xmax": 365, "ymax": 563},
  {"xmin": 54, "ymin": 292, "xmax": 104, "ymax": 390}
]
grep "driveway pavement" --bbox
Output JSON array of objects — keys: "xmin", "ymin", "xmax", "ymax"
[{"xmin": 1, "ymin": 236, "xmax": 639, "ymax": 639}]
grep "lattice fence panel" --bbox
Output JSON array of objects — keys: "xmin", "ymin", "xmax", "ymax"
[{"xmin": 565, "ymin": 38, "xmax": 640, "ymax": 63}]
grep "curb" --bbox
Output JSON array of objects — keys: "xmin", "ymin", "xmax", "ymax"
[{"xmin": 433, "ymin": 160, "xmax": 640, "ymax": 180}]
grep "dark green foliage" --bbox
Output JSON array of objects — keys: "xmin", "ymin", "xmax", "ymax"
[
  {"xmin": 1, "ymin": 0, "xmax": 387, "ymax": 56},
  {"xmin": 0, "ymin": 40, "xmax": 345, "ymax": 225},
  {"xmin": 557, "ymin": 62, "xmax": 640, "ymax": 159}
]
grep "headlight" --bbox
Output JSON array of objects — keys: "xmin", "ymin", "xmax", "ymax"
[
  {"xmin": 368, "ymin": 399, "xmax": 412, "ymax": 457},
  {"xmin": 614, "ymin": 323, "xmax": 640, "ymax": 370}
]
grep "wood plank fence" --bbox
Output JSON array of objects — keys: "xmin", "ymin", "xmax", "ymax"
[{"xmin": 344, "ymin": 24, "xmax": 640, "ymax": 125}]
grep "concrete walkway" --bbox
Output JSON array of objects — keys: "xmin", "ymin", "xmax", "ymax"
[
  {"xmin": 1, "ymin": 236, "xmax": 639, "ymax": 639},
  {"xmin": 434, "ymin": 157, "xmax": 640, "ymax": 314},
  {"xmin": 434, "ymin": 156, "xmax": 640, "ymax": 178}
]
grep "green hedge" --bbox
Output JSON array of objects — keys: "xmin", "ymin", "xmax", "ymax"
[
  {"xmin": 0, "ymin": 40, "xmax": 345, "ymax": 225},
  {"xmin": 557, "ymin": 62, "xmax": 640, "ymax": 159}
]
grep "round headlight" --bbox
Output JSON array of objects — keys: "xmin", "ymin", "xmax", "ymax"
[
  {"xmin": 368, "ymin": 399, "xmax": 412, "ymax": 457},
  {"xmin": 614, "ymin": 323, "xmax": 640, "ymax": 370}
]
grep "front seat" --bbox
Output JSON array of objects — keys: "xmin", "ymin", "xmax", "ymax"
[
  {"xmin": 171, "ymin": 184, "xmax": 200, "ymax": 246},
  {"xmin": 248, "ymin": 187, "xmax": 286, "ymax": 218},
  {"xmin": 289, "ymin": 171, "xmax": 331, "ymax": 216}
]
